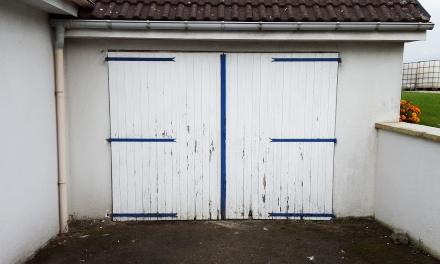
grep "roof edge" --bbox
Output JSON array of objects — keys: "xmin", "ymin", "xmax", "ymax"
[
  {"xmin": 415, "ymin": 0, "xmax": 431, "ymax": 19},
  {"xmin": 50, "ymin": 20, "xmax": 435, "ymax": 31}
]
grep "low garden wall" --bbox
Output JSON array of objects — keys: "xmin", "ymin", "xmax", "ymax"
[{"xmin": 375, "ymin": 122, "xmax": 440, "ymax": 258}]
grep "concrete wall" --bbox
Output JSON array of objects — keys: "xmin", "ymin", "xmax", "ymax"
[
  {"xmin": 64, "ymin": 39, "xmax": 404, "ymax": 218},
  {"xmin": 376, "ymin": 128, "xmax": 440, "ymax": 258},
  {"xmin": 0, "ymin": 1, "xmax": 58, "ymax": 263}
]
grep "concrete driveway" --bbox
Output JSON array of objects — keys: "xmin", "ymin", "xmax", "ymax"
[{"xmin": 27, "ymin": 218, "xmax": 439, "ymax": 264}]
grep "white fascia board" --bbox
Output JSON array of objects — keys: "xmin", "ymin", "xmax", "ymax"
[
  {"xmin": 21, "ymin": 0, "xmax": 78, "ymax": 16},
  {"xmin": 64, "ymin": 29, "xmax": 427, "ymax": 42}
]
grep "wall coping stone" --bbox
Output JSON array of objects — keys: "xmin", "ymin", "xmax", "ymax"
[{"xmin": 375, "ymin": 122, "xmax": 440, "ymax": 143}]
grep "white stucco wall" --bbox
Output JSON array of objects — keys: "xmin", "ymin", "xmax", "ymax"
[
  {"xmin": 375, "ymin": 128, "xmax": 440, "ymax": 258},
  {"xmin": 64, "ymin": 39, "xmax": 404, "ymax": 218},
  {"xmin": 0, "ymin": 1, "xmax": 58, "ymax": 263}
]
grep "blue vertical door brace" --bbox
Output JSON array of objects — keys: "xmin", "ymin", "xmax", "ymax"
[{"xmin": 220, "ymin": 54, "xmax": 226, "ymax": 219}]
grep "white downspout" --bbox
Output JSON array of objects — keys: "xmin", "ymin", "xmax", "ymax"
[{"xmin": 55, "ymin": 24, "xmax": 68, "ymax": 234}]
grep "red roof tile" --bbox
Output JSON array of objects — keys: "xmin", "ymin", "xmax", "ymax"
[{"xmin": 78, "ymin": 0, "xmax": 431, "ymax": 22}]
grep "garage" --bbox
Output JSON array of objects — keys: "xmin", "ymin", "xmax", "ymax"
[
  {"xmin": 107, "ymin": 51, "xmax": 338, "ymax": 220},
  {"xmin": 53, "ymin": 0, "xmax": 432, "ymax": 226}
]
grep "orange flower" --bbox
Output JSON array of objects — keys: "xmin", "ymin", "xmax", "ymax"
[{"xmin": 400, "ymin": 100, "xmax": 421, "ymax": 124}]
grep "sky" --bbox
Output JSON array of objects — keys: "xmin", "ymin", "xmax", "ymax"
[{"xmin": 403, "ymin": 0, "xmax": 440, "ymax": 62}]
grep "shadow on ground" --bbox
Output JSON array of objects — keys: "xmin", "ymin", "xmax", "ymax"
[{"xmin": 28, "ymin": 218, "xmax": 439, "ymax": 264}]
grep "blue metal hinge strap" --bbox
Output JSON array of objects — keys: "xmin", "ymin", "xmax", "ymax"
[
  {"xmin": 270, "ymin": 138, "xmax": 337, "ymax": 143},
  {"xmin": 272, "ymin": 58, "xmax": 341, "ymax": 62},
  {"xmin": 111, "ymin": 213, "xmax": 177, "ymax": 218},
  {"xmin": 107, "ymin": 138, "xmax": 176, "ymax": 142},
  {"xmin": 105, "ymin": 57, "xmax": 175, "ymax": 62},
  {"xmin": 269, "ymin": 213, "xmax": 335, "ymax": 218}
]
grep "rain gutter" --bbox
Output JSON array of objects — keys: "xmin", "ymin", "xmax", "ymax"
[{"xmin": 51, "ymin": 20, "xmax": 434, "ymax": 31}]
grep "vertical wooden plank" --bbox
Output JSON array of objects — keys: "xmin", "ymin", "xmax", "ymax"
[
  {"xmin": 272, "ymin": 53, "xmax": 283, "ymax": 216},
  {"xmin": 178, "ymin": 52, "xmax": 188, "ymax": 220},
  {"xmin": 154, "ymin": 53, "xmax": 164, "ymax": 220},
  {"xmin": 162, "ymin": 53, "xmax": 173, "ymax": 218},
  {"xmin": 280, "ymin": 52, "xmax": 291, "ymax": 215},
  {"xmin": 318, "ymin": 53, "xmax": 331, "ymax": 216},
  {"xmin": 140, "ymin": 55, "xmax": 150, "ymax": 221},
  {"xmin": 225, "ymin": 53, "xmax": 234, "ymax": 218},
  {"xmin": 170, "ymin": 53, "xmax": 180, "ymax": 219},
  {"xmin": 117, "ymin": 52, "xmax": 128, "ymax": 218},
  {"xmin": 308, "ymin": 53, "xmax": 321, "ymax": 220},
  {"xmin": 302, "ymin": 53, "xmax": 315, "ymax": 219},
  {"xmin": 317, "ymin": 56, "xmax": 329, "ymax": 219},
  {"xmin": 324, "ymin": 54, "xmax": 339, "ymax": 216},
  {"xmin": 266, "ymin": 52, "xmax": 277, "ymax": 218},
  {"xmin": 236, "ymin": 53, "xmax": 245, "ymax": 219},
  {"xmin": 186, "ymin": 53, "xmax": 196, "ymax": 220},
  {"xmin": 193, "ymin": 52, "xmax": 203, "ymax": 219},
  {"xmin": 148, "ymin": 54, "xmax": 158, "ymax": 220},
  {"xmin": 209, "ymin": 53, "xmax": 220, "ymax": 220},
  {"xmin": 243, "ymin": 53, "xmax": 253, "ymax": 219},
  {"xmin": 296, "ymin": 53, "xmax": 307, "ymax": 216},
  {"xmin": 201, "ymin": 54, "xmax": 210, "ymax": 219},
  {"xmin": 250, "ymin": 53, "xmax": 260, "ymax": 219},
  {"xmin": 258, "ymin": 53, "xmax": 269, "ymax": 219},
  {"xmin": 289, "ymin": 53, "xmax": 300, "ymax": 219},
  {"xmin": 124, "ymin": 52, "xmax": 135, "ymax": 220},
  {"xmin": 131, "ymin": 52, "xmax": 143, "ymax": 219}
]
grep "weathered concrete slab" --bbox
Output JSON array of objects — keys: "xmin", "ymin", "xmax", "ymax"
[{"xmin": 27, "ymin": 219, "xmax": 439, "ymax": 264}]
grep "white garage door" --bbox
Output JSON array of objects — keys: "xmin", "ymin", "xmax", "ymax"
[
  {"xmin": 107, "ymin": 52, "xmax": 338, "ymax": 221},
  {"xmin": 108, "ymin": 52, "xmax": 221, "ymax": 220},
  {"xmin": 225, "ymin": 53, "xmax": 338, "ymax": 220}
]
